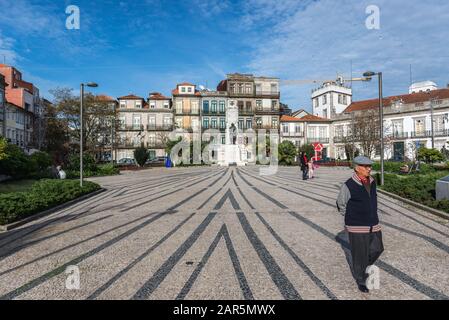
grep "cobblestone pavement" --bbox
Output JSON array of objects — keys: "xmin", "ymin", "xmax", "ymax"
[{"xmin": 1, "ymin": 166, "xmax": 449, "ymax": 300}]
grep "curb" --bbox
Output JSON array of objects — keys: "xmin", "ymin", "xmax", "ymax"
[
  {"xmin": 0, "ymin": 188, "xmax": 106, "ymax": 232},
  {"xmin": 378, "ymin": 188, "xmax": 449, "ymax": 220}
]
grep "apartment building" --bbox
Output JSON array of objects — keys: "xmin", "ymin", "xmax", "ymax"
[
  {"xmin": 332, "ymin": 86, "xmax": 449, "ymax": 161},
  {"xmin": 172, "ymin": 83, "xmax": 201, "ymax": 140},
  {"xmin": 147, "ymin": 92, "xmax": 173, "ymax": 158},
  {"xmin": 0, "ymin": 64, "xmax": 40, "ymax": 151}
]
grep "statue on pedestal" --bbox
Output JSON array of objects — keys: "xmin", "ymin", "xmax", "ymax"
[{"xmin": 229, "ymin": 123, "xmax": 237, "ymax": 145}]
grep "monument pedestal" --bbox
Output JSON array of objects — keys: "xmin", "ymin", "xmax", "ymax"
[{"xmin": 218, "ymin": 144, "xmax": 246, "ymax": 166}]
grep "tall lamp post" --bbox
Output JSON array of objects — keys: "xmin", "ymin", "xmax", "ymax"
[
  {"xmin": 363, "ymin": 71, "xmax": 384, "ymax": 186},
  {"xmin": 80, "ymin": 82, "xmax": 98, "ymax": 187}
]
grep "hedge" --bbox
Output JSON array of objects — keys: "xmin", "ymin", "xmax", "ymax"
[
  {"xmin": 378, "ymin": 172, "xmax": 449, "ymax": 213},
  {"xmin": 0, "ymin": 179, "xmax": 101, "ymax": 225}
]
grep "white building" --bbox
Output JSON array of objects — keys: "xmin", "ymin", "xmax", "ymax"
[
  {"xmin": 332, "ymin": 87, "xmax": 449, "ymax": 161},
  {"xmin": 311, "ymin": 79, "xmax": 352, "ymax": 119},
  {"xmin": 409, "ymin": 81, "xmax": 438, "ymax": 94}
]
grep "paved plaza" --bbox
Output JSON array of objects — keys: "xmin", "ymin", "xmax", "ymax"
[{"xmin": 0, "ymin": 166, "xmax": 449, "ymax": 300}]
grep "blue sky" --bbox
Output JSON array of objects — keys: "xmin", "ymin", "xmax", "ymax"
[{"xmin": 1, "ymin": 0, "xmax": 449, "ymax": 112}]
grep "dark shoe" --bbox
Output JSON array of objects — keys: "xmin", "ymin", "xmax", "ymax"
[{"xmin": 358, "ymin": 284, "xmax": 369, "ymax": 293}]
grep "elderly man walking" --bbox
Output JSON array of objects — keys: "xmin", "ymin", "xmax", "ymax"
[{"xmin": 336, "ymin": 156, "xmax": 384, "ymax": 293}]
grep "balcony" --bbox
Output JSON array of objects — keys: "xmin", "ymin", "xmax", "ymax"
[
  {"xmin": 174, "ymin": 110, "xmax": 200, "ymax": 115},
  {"xmin": 146, "ymin": 124, "xmax": 174, "ymax": 131},
  {"xmin": 147, "ymin": 142, "xmax": 166, "ymax": 149},
  {"xmin": 117, "ymin": 125, "xmax": 144, "ymax": 131},
  {"xmin": 410, "ymin": 130, "xmax": 431, "ymax": 138},
  {"xmin": 238, "ymin": 108, "xmax": 254, "ymax": 115},
  {"xmin": 255, "ymin": 125, "xmax": 279, "ymax": 130},
  {"xmin": 116, "ymin": 142, "xmax": 142, "ymax": 149},
  {"xmin": 281, "ymin": 131, "xmax": 304, "ymax": 137},
  {"xmin": 387, "ymin": 131, "xmax": 409, "ymax": 139},
  {"xmin": 307, "ymin": 137, "xmax": 330, "ymax": 144},
  {"xmin": 202, "ymin": 110, "xmax": 226, "ymax": 115},
  {"xmin": 333, "ymin": 136, "xmax": 348, "ymax": 143},
  {"xmin": 202, "ymin": 126, "xmax": 226, "ymax": 132},
  {"xmin": 255, "ymin": 108, "xmax": 280, "ymax": 115},
  {"xmin": 255, "ymin": 91, "xmax": 280, "ymax": 98},
  {"xmin": 434, "ymin": 129, "xmax": 449, "ymax": 137}
]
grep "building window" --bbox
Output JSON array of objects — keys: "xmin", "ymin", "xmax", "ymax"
[
  {"xmin": 338, "ymin": 94, "xmax": 343, "ymax": 104},
  {"xmin": 246, "ymin": 119, "xmax": 252, "ymax": 129},
  {"xmin": 220, "ymin": 118, "xmax": 226, "ymax": 129},
  {"xmin": 238, "ymin": 118, "xmax": 244, "ymax": 130},
  {"xmin": 135, "ymin": 101, "xmax": 142, "ymax": 108},
  {"xmin": 245, "ymin": 101, "xmax": 252, "ymax": 112},
  {"xmin": 238, "ymin": 101, "xmax": 244, "ymax": 112},
  {"xmin": 222, "ymin": 135, "xmax": 226, "ymax": 144},
  {"xmin": 295, "ymin": 124, "xmax": 301, "ymax": 133},
  {"xmin": 203, "ymin": 118, "xmax": 209, "ymax": 129},
  {"xmin": 343, "ymin": 95, "xmax": 348, "ymax": 105},
  {"xmin": 150, "ymin": 102, "xmax": 156, "ymax": 109},
  {"xmin": 282, "ymin": 124, "xmax": 289, "ymax": 133},
  {"xmin": 272, "ymin": 118, "xmax": 278, "ymax": 129},
  {"xmin": 203, "ymin": 100, "xmax": 209, "ymax": 113},
  {"xmin": 192, "ymin": 101, "xmax": 199, "ymax": 113},
  {"xmin": 256, "ymin": 100, "xmax": 262, "ymax": 110},
  {"xmin": 120, "ymin": 102, "xmax": 126, "ymax": 108},
  {"xmin": 323, "ymin": 95, "xmax": 327, "ymax": 105},
  {"xmin": 211, "ymin": 100, "xmax": 217, "ymax": 113},
  {"xmin": 211, "ymin": 118, "xmax": 217, "ymax": 129},
  {"xmin": 245, "ymin": 84, "xmax": 252, "ymax": 94},
  {"xmin": 271, "ymin": 100, "xmax": 278, "ymax": 110},
  {"xmin": 256, "ymin": 117, "xmax": 262, "ymax": 126},
  {"xmin": 164, "ymin": 102, "xmax": 169, "ymax": 109},
  {"xmin": 238, "ymin": 83, "xmax": 244, "ymax": 94},
  {"xmin": 176, "ymin": 101, "xmax": 183, "ymax": 113},
  {"xmin": 230, "ymin": 83, "xmax": 236, "ymax": 93},
  {"xmin": 219, "ymin": 101, "xmax": 225, "ymax": 113}
]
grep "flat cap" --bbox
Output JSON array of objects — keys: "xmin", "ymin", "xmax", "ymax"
[{"xmin": 353, "ymin": 156, "xmax": 374, "ymax": 165}]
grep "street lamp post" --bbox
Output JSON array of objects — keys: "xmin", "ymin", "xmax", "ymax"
[
  {"xmin": 80, "ymin": 82, "xmax": 98, "ymax": 188},
  {"xmin": 363, "ymin": 71, "xmax": 384, "ymax": 186}
]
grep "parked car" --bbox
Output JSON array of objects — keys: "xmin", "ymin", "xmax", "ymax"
[
  {"xmin": 117, "ymin": 158, "xmax": 136, "ymax": 166},
  {"xmin": 146, "ymin": 156, "xmax": 167, "ymax": 165}
]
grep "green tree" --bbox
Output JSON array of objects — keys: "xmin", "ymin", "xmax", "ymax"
[
  {"xmin": 299, "ymin": 144, "xmax": 315, "ymax": 160},
  {"xmin": 279, "ymin": 141, "xmax": 297, "ymax": 165},
  {"xmin": 417, "ymin": 147, "xmax": 444, "ymax": 164},
  {"xmin": 134, "ymin": 146, "xmax": 149, "ymax": 167},
  {"xmin": 0, "ymin": 137, "xmax": 8, "ymax": 161},
  {"xmin": 0, "ymin": 143, "xmax": 31, "ymax": 178},
  {"xmin": 30, "ymin": 151, "xmax": 52, "ymax": 172}
]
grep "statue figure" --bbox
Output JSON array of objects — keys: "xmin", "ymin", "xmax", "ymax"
[{"xmin": 229, "ymin": 123, "xmax": 237, "ymax": 145}]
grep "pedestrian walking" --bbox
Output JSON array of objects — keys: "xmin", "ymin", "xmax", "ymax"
[
  {"xmin": 300, "ymin": 151, "xmax": 309, "ymax": 180},
  {"xmin": 336, "ymin": 156, "xmax": 384, "ymax": 293},
  {"xmin": 308, "ymin": 158, "xmax": 314, "ymax": 179}
]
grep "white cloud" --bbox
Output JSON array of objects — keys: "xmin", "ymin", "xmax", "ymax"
[
  {"xmin": 0, "ymin": 32, "xmax": 19, "ymax": 65},
  {"xmin": 239, "ymin": 0, "xmax": 449, "ymax": 110}
]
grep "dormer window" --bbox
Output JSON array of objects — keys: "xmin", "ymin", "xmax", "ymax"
[
  {"xmin": 120, "ymin": 102, "xmax": 126, "ymax": 109},
  {"xmin": 188, "ymin": 87, "xmax": 192, "ymax": 93},
  {"xmin": 164, "ymin": 102, "xmax": 169, "ymax": 109},
  {"xmin": 135, "ymin": 101, "xmax": 142, "ymax": 108},
  {"xmin": 181, "ymin": 87, "xmax": 186, "ymax": 93},
  {"xmin": 150, "ymin": 102, "xmax": 156, "ymax": 109}
]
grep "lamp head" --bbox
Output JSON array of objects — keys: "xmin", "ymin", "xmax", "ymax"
[
  {"xmin": 363, "ymin": 71, "xmax": 376, "ymax": 77},
  {"xmin": 86, "ymin": 82, "xmax": 98, "ymax": 88}
]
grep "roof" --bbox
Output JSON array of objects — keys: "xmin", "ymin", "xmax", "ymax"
[
  {"xmin": 177, "ymin": 82, "xmax": 195, "ymax": 86},
  {"xmin": 298, "ymin": 114, "xmax": 332, "ymax": 122},
  {"xmin": 280, "ymin": 115, "xmax": 303, "ymax": 122},
  {"xmin": 344, "ymin": 88, "xmax": 449, "ymax": 113},
  {"xmin": 149, "ymin": 92, "xmax": 170, "ymax": 100},
  {"xmin": 117, "ymin": 94, "xmax": 144, "ymax": 100}
]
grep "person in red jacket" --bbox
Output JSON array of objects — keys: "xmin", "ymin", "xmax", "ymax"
[{"xmin": 300, "ymin": 152, "xmax": 309, "ymax": 180}]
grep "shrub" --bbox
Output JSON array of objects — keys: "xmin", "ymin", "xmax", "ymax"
[
  {"xmin": 0, "ymin": 179, "xmax": 100, "ymax": 225},
  {"xmin": 380, "ymin": 172, "xmax": 449, "ymax": 213},
  {"xmin": 0, "ymin": 143, "xmax": 31, "ymax": 178},
  {"xmin": 279, "ymin": 141, "xmax": 298, "ymax": 165},
  {"xmin": 97, "ymin": 163, "xmax": 120, "ymax": 176},
  {"xmin": 134, "ymin": 146, "xmax": 149, "ymax": 167},
  {"xmin": 67, "ymin": 153, "xmax": 97, "ymax": 172},
  {"xmin": 417, "ymin": 148, "xmax": 444, "ymax": 164}
]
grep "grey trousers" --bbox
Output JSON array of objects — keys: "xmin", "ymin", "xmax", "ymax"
[{"xmin": 348, "ymin": 231, "xmax": 384, "ymax": 286}]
